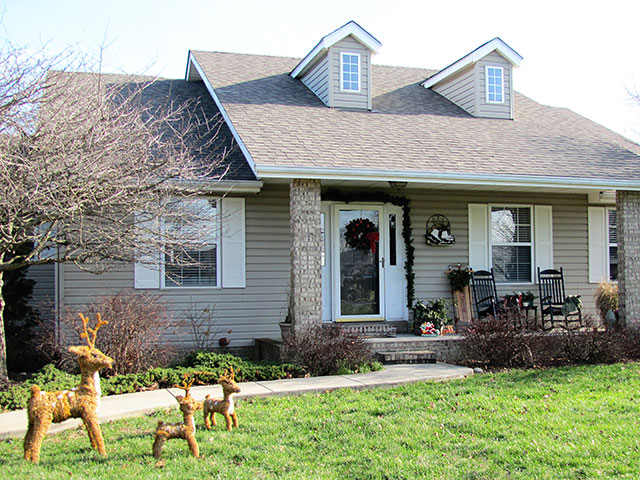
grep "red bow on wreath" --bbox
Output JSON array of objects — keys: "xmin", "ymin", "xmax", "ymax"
[{"xmin": 364, "ymin": 232, "xmax": 379, "ymax": 254}]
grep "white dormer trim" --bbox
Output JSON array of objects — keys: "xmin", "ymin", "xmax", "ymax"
[
  {"xmin": 421, "ymin": 37, "xmax": 522, "ymax": 89},
  {"xmin": 290, "ymin": 21, "xmax": 382, "ymax": 78},
  {"xmin": 186, "ymin": 52, "xmax": 258, "ymax": 179}
]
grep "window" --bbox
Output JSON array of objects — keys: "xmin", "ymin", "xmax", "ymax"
[
  {"xmin": 486, "ymin": 66, "xmax": 504, "ymax": 103},
  {"xmin": 341, "ymin": 52, "xmax": 360, "ymax": 92},
  {"xmin": 490, "ymin": 206, "xmax": 532, "ymax": 283},
  {"xmin": 607, "ymin": 208, "xmax": 617, "ymax": 281},
  {"xmin": 163, "ymin": 198, "xmax": 220, "ymax": 288}
]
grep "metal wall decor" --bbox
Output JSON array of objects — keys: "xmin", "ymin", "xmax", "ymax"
[{"xmin": 425, "ymin": 214, "xmax": 455, "ymax": 245}]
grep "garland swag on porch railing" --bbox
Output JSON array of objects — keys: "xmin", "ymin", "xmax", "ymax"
[{"xmin": 322, "ymin": 189, "xmax": 415, "ymax": 308}]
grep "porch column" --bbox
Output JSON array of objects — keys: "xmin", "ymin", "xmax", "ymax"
[
  {"xmin": 289, "ymin": 178, "xmax": 322, "ymax": 334},
  {"xmin": 616, "ymin": 190, "xmax": 640, "ymax": 327}
]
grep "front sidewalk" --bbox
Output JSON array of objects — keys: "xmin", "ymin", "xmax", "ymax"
[{"xmin": 0, "ymin": 362, "xmax": 473, "ymax": 440}]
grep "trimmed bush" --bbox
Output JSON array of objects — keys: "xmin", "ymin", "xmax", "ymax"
[{"xmin": 281, "ymin": 325, "xmax": 374, "ymax": 376}]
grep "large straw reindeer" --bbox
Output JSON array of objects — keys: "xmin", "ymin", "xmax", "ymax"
[
  {"xmin": 24, "ymin": 314, "xmax": 114, "ymax": 463},
  {"xmin": 203, "ymin": 366, "xmax": 241, "ymax": 432},
  {"xmin": 153, "ymin": 375, "xmax": 203, "ymax": 459}
]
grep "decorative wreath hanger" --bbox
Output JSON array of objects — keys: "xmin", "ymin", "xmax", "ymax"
[
  {"xmin": 425, "ymin": 214, "xmax": 455, "ymax": 246},
  {"xmin": 345, "ymin": 218, "xmax": 380, "ymax": 254}
]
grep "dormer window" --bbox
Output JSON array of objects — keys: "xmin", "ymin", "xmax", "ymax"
[
  {"xmin": 486, "ymin": 66, "xmax": 504, "ymax": 103},
  {"xmin": 341, "ymin": 52, "xmax": 360, "ymax": 92}
]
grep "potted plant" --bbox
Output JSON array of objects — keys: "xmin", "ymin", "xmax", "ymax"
[
  {"xmin": 413, "ymin": 298, "xmax": 451, "ymax": 336},
  {"xmin": 446, "ymin": 265, "xmax": 473, "ymax": 327}
]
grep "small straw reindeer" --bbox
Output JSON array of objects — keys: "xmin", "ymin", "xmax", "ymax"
[
  {"xmin": 203, "ymin": 366, "xmax": 241, "ymax": 431},
  {"xmin": 153, "ymin": 375, "xmax": 203, "ymax": 459},
  {"xmin": 24, "ymin": 314, "xmax": 113, "ymax": 463}
]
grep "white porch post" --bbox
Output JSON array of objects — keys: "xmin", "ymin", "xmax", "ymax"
[
  {"xmin": 616, "ymin": 190, "xmax": 640, "ymax": 326},
  {"xmin": 288, "ymin": 179, "xmax": 322, "ymax": 335}
]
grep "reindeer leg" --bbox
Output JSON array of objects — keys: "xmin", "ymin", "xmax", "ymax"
[
  {"xmin": 204, "ymin": 410, "xmax": 211, "ymax": 430},
  {"xmin": 83, "ymin": 415, "xmax": 106, "ymax": 456},
  {"xmin": 24, "ymin": 414, "xmax": 52, "ymax": 464},
  {"xmin": 232, "ymin": 411, "xmax": 238, "ymax": 428},
  {"xmin": 211, "ymin": 412, "xmax": 218, "ymax": 427},
  {"xmin": 223, "ymin": 413, "xmax": 233, "ymax": 431},
  {"xmin": 82, "ymin": 416, "xmax": 98, "ymax": 449},
  {"xmin": 152, "ymin": 434, "xmax": 166, "ymax": 459},
  {"xmin": 186, "ymin": 433, "xmax": 200, "ymax": 458}
]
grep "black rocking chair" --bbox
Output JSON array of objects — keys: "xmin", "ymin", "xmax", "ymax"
[
  {"xmin": 471, "ymin": 269, "xmax": 500, "ymax": 320},
  {"xmin": 537, "ymin": 267, "xmax": 582, "ymax": 330}
]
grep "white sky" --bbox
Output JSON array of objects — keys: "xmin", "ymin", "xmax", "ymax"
[{"xmin": 3, "ymin": 0, "xmax": 640, "ymax": 142}]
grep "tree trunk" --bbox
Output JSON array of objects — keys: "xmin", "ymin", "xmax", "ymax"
[{"xmin": 0, "ymin": 270, "xmax": 7, "ymax": 384}]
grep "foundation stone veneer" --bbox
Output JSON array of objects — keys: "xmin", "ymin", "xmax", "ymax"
[
  {"xmin": 616, "ymin": 190, "xmax": 640, "ymax": 327},
  {"xmin": 288, "ymin": 179, "xmax": 322, "ymax": 334}
]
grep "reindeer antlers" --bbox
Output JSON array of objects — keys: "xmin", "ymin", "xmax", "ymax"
[
  {"xmin": 78, "ymin": 313, "xmax": 109, "ymax": 350},
  {"xmin": 221, "ymin": 366, "xmax": 237, "ymax": 382}
]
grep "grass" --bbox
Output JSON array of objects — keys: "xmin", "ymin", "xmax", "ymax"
[{"xmin": 1, "ymin": 363, "xmax": 639, "ymax": 479}]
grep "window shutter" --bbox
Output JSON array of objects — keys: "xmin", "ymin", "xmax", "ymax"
[
  {"xmin": 588, "ymin": 206, "xmax": 607, "ymax": 283},
  {"xmin": 133, "ymin": 213, "xmax": 160, "ymax": 289},
  {"xmin": 468, "ymin": 204, "xmax": 489, "ymax": 271},
  {"xmin": 221, "ymin": 197, "xmax": 246, "ymax": 288},
  {"xmin": 534, "ymin": 205, "xmax": 553, "ymax": 274}
]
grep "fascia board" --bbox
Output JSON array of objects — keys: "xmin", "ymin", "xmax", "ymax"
[
  {"xmin": 422, "ymin": 38, "xmax": 523, "ymax": 89},
  {"xmin": 291, "ymin": 21, "xmax": 382, "ymax": 78},
  {"xmin": 186, "ymin": 53, "xmax": 258, "ymax": 179},
  {"xmin": 256, "ymin": 165, "xmax": 640, "ymax": 191}
]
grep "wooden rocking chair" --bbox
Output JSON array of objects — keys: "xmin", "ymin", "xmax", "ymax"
[
  {"xmin": 471, "ymin": 269, "xmax": 500, "ymax": 320},
  {"xmin": 537, "ymin": 267, "xmax": 582, "ymax": 330}
]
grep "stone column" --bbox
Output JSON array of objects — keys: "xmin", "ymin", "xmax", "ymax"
[
  {"xmin": 616, "ymin": 190, "xmax": 640, "ymax": 327},
  {"xmin": 287, "ymin": 178, "xmax": 322, "ymax": 335}
]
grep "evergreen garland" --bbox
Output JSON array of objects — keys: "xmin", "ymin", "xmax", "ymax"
[{"xmin": 322, "ymin": 190, "xmax": 415, "ymax": 308}]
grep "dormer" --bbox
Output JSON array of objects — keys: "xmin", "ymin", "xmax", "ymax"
[
  {"xmin": 291, "ymin": 21, "xmax": 381, "ymax": 110},
  {"xmin": 421, "ymin": 38, "xmax": 523, "ymax": 119}
]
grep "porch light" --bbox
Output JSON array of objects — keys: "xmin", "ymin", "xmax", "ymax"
[{"xmin": 388, "ymin": 181, "xmax": 408, "ymax": 190}]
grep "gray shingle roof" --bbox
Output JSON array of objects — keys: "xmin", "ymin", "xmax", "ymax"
[{"xmin": 191, "ymin": 51, "xmax": 640, "ymax": 184}]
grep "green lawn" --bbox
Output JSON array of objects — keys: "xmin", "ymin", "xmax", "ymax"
[{"xmin": 1, "ymin": 363, "xmax": 639, "ymax": 479}]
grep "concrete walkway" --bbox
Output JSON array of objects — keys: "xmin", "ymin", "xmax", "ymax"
[{"xmin": 0, "ymin": 362, "xmax": 473, "ymax": 440}]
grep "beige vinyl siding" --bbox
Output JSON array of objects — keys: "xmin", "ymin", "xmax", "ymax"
[
  {"xmin": 406, "ymin": 189, "xmax": 596, "ymax": 314},
  {"xmin": 301, "ymin": 57, "xmax": 329, "ymax": 106},
  {"xmin": 476, "ymin": 51, "xmax": 513, "ymax": 119},
  {"xmin": 433, "ymin": 65, "xmax": 476, "ymax": 116},
  {"xmin": 60, "ymin": 184, "xmax": 290, "ymax": 349},
  {"xmin": 328, "ymin": 36, "xmax": 371, "ymax": 110}
]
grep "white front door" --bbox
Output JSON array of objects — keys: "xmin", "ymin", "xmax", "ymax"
[{"xmin": 321, "ymin": 203, "xmax": 408, "ymax": 322}]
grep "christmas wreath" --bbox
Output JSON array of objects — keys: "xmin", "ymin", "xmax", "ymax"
[{"xmin": 345, "ymin": 218, "xmax": 379, "ymax": 254}]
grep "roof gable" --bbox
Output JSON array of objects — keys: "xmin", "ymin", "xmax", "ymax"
[
  {"xmin": 421, "ymin": 37, "xmax": 522, "ymax": 89},
  {"xmin": 290, "ymin": 21, "xmax": 382, "ymax": 78}
]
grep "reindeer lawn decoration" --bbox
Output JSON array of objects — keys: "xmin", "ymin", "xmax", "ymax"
[
  {"xmin": 24, "ymin": 314, "xmax": 113, "ymax": 463},
  {"xmin": 203, "ymin": 366, "xmax": 241, "ymax": 432},
  {"xmin": 153, "ymin": 375, "xmax": 203, "ymax": 459}
]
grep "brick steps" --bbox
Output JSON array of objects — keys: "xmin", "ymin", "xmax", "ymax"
[{"xmin": 376, "ymin": 350, "xmax": 437, "ymax": 364}]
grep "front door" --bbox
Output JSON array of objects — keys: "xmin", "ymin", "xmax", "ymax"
[{"xmin": 332, "ymin": 205, "xmax": 385, "ymax": 321}]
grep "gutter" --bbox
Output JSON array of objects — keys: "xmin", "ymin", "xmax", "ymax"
[{"xmin": 256, "ymin": 165, "xmax": 640, "ymax": 191}]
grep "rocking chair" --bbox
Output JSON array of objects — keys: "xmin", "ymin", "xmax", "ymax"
[
  {"xmin": 537, "ymin": 267, "xmax": 582, "ymax": 330},
  {"xmin": 471, "ymin": 269, "xmax": 500, "ymax": 320}
]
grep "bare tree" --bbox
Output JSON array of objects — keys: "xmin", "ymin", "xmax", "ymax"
[{"xmin": 0, "ymin": 40, "xmax": 231, "ymax": 383}]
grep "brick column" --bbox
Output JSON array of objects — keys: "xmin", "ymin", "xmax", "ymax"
[
  {"xmin": 616, "ymin": 190, "xmax": 640, "ymax": 327},
  {"xmin": 288, "ymin": 179, "xmax": 322, "ymax": 335}
]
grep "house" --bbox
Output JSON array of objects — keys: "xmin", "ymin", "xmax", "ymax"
[{"xmin": 30, "ymin": 21, "xmax": 640, "ymax": 351}]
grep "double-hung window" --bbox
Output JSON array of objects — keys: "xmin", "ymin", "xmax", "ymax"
[
  {"xmin": 490, "ymin": 206, "xmax": 532, "ymax": 283},
  {"xmin": 486, "ymin": 66, "xmax": 504, "ymax": 103},
  {"xmin": 163, "ymin": 198, "xmax": 220, "ymax": 288},
  {"xmin": 607, "ymin": 208, "xmax": 617, "ymax": 281},
  {"xmin": 341, "ymin": 52, "xmax": 360, "ymax": 92}
]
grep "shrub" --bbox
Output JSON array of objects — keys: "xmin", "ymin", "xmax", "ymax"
[
  {"xmin": 558, "ymin": 321, "xmax": 625, "ymax": 364},
  {"xmin": 52, "ymin": 291, "xmax": 173, "ymax": 375},
  {"xmin": 460, "ymin": 312, "xmax": 535, "ymax": 368},
  {"xmin": 281, "ymin": 325, "xmax": 374, "ymax": 376}
]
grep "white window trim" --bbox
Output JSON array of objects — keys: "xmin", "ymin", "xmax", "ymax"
[
  {"xmin": 340, "ymin": 51, "xmax": 361, "ymax": 93},
  {"xmin": 485, "ymin": 65, "xmax": 504, "ymax": 104},
  {"xmin": 160, "ymin": 197, "xmax": 221, "ymax": 289},
  {"xmin": 606, "ymin": 207, "xmax": 617, "ymax": 282},
  {"xmin": 488, "ymin": 204, "xmax": 534, "ymax": 284}
]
